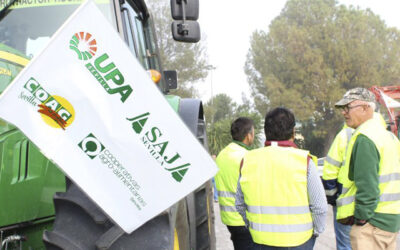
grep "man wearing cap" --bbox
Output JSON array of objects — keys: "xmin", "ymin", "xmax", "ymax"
[
  {"xmin": 335, "ymin": 87, "xmax": 400, "ymax": 250},
  {"xmin": 322, "ymin": 111, "xmax": 387, "ymax": 250}
]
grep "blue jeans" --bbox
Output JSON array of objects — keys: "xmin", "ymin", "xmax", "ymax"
[
  {"xmin": 252, "ymin": 236, "xmax": 316, "ymax": 250},
  {"xmin": 212, "ymin": 178, "xmax": 218, "ymax": 201},
  {"xmin": 333, "ymin": 206, "xmax": 351, "ymax": 250}
]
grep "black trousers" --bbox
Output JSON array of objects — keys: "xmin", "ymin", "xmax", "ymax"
[{"xmin": 227, "ymin": 225, "xmax": 254, "ymax": 250}]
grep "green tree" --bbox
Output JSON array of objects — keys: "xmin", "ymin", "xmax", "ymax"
[
  {"xmin": 204, "ymin": 93, "xmax": 236, "ymax": 123},
  {"xmin": 245, "ymin": 0, "xmax": 400, "ymax": 156},
  {"xmin": 147, "ymin": 0, "xmax": 210, "ymax": 98},
  {"xmin": 204, "ymin": 94, "xmax": 263, "ymax": 155}
]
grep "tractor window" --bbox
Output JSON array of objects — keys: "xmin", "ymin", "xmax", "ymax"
[
  {"xmin": 121, "ymin": 2, "xmax": 150, "ymax": 70},
  {"xmin": 0, "ymin": 1, "xmax": 115, "ymax": 60},
  {"xmin": 143, "ymin": 15, "xmax": 162, "ymax": 73},
  {"xmin": 119, "ymin": 3, "xmax": 165, "ymax": 91}
]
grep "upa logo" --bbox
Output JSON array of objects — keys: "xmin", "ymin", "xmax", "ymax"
[
  {"xmin": 22, "ymin": 77, "xmax": 75, "ymax": 130},
  {"xmin": 69, "ymin": 32, "xmax": 97, "ymax": 61},
  {"xmin": 69, "ymin": 31, "xmax": 132, "ymax": 103},
  {"xmin": 78, "ymin": 133, "xmax": 105, "ymax": 159}
]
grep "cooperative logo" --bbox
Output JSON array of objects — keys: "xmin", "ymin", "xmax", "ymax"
[
  {"xmin": 69, "ymin": 31, "xmax": 132, "ymax": 103},
  {"xmin": 22, "ymin": 77, "xmax": 75, "ymax": 130},
  {"xmin": 78, "ymin": 133, "xmax": 105, "ymax": 159},
  {"xmin": 69, "ymin": 32, "xmax": 97, "ymax": 61},
  {"xmin": 77, "ymin": 132, "xmax": 147, "ymax": 209}
]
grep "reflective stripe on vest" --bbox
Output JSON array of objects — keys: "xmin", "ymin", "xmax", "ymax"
[
  {"xmin": 249, "ymin": 221, "xmax": 313, "ymax": 233},
  {"xmin": 336, "ymin": 118, "xmax": 400, "ymax": 220},
  {"xmin": 325, "ymin": 155, "xmax": 342, "ymax": 167},
  {"xmin": 218, "ymin": 190, "xmax": 236, "ymax": 198},
  {"xmin": 341, "ymin": 173, "xmax": 400, "ymax": 194},
  {"xmin": 219, "ymin": 205, "xmax": 236, "ymax": 212},
  {"xmin": 247, "ymin": 205, "xmax": 310, "ymax": 214},
  {"xmin": 215, "ymin": 142, "xmax": 248, "ymax": 226},
  {"xmin": 337, "ymin": 193, "xmax": 400, "ymax": 207},
  {"xmin": 240, "ymin": 146, "xmax": 313, "ymax": 247}
]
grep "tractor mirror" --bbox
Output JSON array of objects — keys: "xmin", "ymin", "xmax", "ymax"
[
  {"xmin": 172, "ymin": 21, "xmax": 200, "ymax": 43},
  {"xmin": 170, "ymin": 0, "xmax": 199, "ymax": 21}
]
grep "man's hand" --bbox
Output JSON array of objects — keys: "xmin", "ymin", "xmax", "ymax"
[
  {"xmin": 337, "ymin": 216, "xmax": 354, "ymax": 225},
  {"xmin": 355, "ymin": 218, "xmax": 367, "ymax": 226}
]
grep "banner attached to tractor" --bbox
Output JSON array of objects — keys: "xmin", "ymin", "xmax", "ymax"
[{"xmin": 0, "ymin": 0, "xmax": 217, "ymax": 233}]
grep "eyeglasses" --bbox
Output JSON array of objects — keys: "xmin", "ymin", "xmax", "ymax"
[{"xmin": 340, "ymin": 104, "xmax": 366, "ymax": 113}]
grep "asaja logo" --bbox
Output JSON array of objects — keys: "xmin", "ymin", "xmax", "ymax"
[
  {"xmin": 127, "ymin": 112, "xmax": 191, "ymax": 182},
  {"xmin": 21, "ymin": 77, "xmax": 75, "ymax": 130},
  {"xmin": 78, "ymin": 133, "xmax": 105, "ymax": 159},
  {"xmin": 69, "ymin": 31, "xmax": 132, "ymax": 103},
  {"xmin": 69, "ymin": 32, "xmax": 97, "ymax": 61}
]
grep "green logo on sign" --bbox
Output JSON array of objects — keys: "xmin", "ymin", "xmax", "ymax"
[
  {"xmin": 127, "ymin": 112, "xmax": 191, "ymax": 182},
  {"xmin": 69, "ymin": 32, "xmax": 97, "ymax": 61},
  {"xmin": 127, "ymin": 112, "xmax": 150, "ymax": 134},
  {"xmin": 78, "ymin": 133, "xmax": 105, "ymax": 159},
  {"xmin": 69, "ymin": 31, "xmax": 133, "ymax": 103}
]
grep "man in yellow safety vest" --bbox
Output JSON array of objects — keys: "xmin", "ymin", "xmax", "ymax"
[
  {"xmin": 215, "ymin": 117, "xmax": 255, "ymax": 250},
  {"xmin": 235, "ymin": 107, "xmax": 327, "ymax": 249},
  {"xmin": 335, "ymin": 87, "xmax": 400, "ymax": 250},
  {"xmin": 322, "ymin": 112, "xmax": 386, "ymax": 250}
]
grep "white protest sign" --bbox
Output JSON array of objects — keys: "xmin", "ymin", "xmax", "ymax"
[{"xmin": 0, "ymin": 0, "xmax": 217, "ymax": 233}]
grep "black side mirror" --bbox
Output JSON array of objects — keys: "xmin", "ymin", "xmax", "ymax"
[
  {"xmin": 170, "ymin": 0, "xmax": 200, "ymax": 43},
  {"xmin": 163, "ymin": 70, "xmax": 178, "ymax": 90},
  {"xmin": 170, "ymin": 0, "xmax": 199, "ymax": 20},
  {"xmin": 171, "ymin": 21, "xmax": 200, "ymax": 43}
]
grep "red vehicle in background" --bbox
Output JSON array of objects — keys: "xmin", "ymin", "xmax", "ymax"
[{"xmin": 369, "ymin": 85, "xmax": 400, "ymax": 138}]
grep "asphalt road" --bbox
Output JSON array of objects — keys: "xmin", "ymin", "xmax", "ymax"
[{"xmin": 213, "ymin": 202, "xmax": 400, "ymax": 250}]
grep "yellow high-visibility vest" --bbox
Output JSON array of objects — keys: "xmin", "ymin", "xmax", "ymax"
[
  {"xmin": 323, "ymin": 112, "xmax": 385, "ymax": 196},
  {"xmin": 240, "ymin": 145, "xmax": 313, "ymax": 247},
  {"xmin": 215, "ymin": 142, "xmax": 248, "ymax": 226},
  {"xmin": 336, "ymin": 118, "xmax": 400, "ymax": 219},
  {"xmin": 323, "ymin": 126, "xmax": 353, "ymax": 192}
]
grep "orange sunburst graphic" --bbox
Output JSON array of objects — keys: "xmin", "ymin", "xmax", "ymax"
[
  {"xmin": 37, "ymin": 95, "xmax": 75, "ymax": 130},
  {"xmin": 69, "ymin": 32, "xmax": 97, "ymax": 60},
  {"xmin": 38, "ymin": 104, "xmax": 67, "ymax": 130}
]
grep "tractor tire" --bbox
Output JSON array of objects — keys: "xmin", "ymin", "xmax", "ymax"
[
  {"xmin": 43, "ymin": 178, "xmax": 176, "ymax": 250},
  {"xmin": 194, "ymin": 118, "xmax": 216, "ymax": 250},
  {"xmin": 43, "ymin": 112, "xmax": 216, "ymax": 249}
]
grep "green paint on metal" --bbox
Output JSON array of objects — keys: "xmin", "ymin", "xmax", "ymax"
[
  {"xmin": 165, "ymin": 95, "xmax": 181, "ymax": 112},
  {"xmin": 0, "ymin": 126, "xmax": 66, "ymax": 227},
  {"xmin": 0, "ymin": 43, "xmax": 29, "ymax": 93}
]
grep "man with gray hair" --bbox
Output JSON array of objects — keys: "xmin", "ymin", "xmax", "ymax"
[{"xmin": 334, "ymin": 87, "xmax": 400, "ymax": 250}]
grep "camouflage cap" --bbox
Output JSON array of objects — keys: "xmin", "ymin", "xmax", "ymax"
[{"xmin": 335, "ymin": 87, "xmax": 376, "ymax": 107}]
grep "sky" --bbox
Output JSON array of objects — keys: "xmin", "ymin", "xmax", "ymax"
[{"xmin": 197, "ymin": 0, "xmax": 400, "ymax": 104}]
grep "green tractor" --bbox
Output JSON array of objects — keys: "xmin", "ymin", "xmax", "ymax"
[{"xmin": 0, "ymin": 0, "xmax": 215, "ymax": 249}]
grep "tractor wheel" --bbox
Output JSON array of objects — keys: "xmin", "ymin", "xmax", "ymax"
[
  {"xmin": 43, "ymin": 177, "xmax": 179, "ymax": 250},
  {"xmin": 194, "ymin": 118, "xmax": 216, "ymax": 250}
]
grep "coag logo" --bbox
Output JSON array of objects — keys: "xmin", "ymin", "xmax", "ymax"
[
  {"xmin": 69, "ymin": 32, "xmax": 97, "ymax": 61},
  {"xmin": 69, "ymin": 31, "xmax": 132, "ymax": 103},
  {"xmin": 23, "ymin": 77, "xmax": 75, "ymax": 130},
  {"xmin": 78, "ymin": 133, "xmax": 105, "ymax": 159}
]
